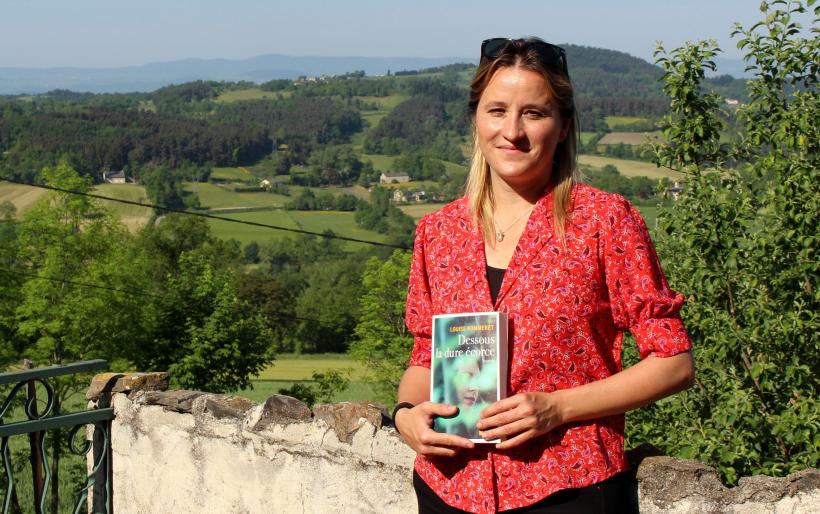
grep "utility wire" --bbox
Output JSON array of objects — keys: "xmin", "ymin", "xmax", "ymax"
[
  {"xmin": 0, "ymin": 266, "xmax": 338, "ymax": 328},
  {"xmin": 0, "ymin": 177, "xmax": 411, "ymax": 251},
  {"xmin": 0, "ymin": 266, "xmax": 166, "ymax": 299}
]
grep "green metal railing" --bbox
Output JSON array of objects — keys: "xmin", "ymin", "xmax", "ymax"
[{"xmin": 1, "ymin": 360, "xmax": 114, "ymax": 514}]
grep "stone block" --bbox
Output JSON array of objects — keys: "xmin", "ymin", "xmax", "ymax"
[
  {"xmin": 247, "ymin": 395, "xmax": 312, "ymax": 432},
  {"xmin": 636, "ymin": 455, "xmax": 820, "ymax": 513},
  {"xmin": 370, "ymin": 429, "xmax": 414, "ymax": 469},
  {"xmin": 131, "ymin": 389, "xmax": 205, "ymax": 413},
  {"xmin": 86, "ymin": 371, "xmax": 170, "ymax": 400},
  {"xmin": 637, "ymin": 456, "xmax": 725, "ymax": 505},
  {"xmin": 313, "ymin": 401, "xmax": 386, "ymax": 443},
  {"xmin": 198, "ymin": 394, "xmax": 257, "ymax": 419}
]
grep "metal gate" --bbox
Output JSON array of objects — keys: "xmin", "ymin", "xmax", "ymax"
[{"xmin": 1, "ymin": 360, "xmax": 114, "ymax": 514}]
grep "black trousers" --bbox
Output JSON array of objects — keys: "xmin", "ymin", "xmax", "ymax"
[{"xmin": 414, "ymin": 470, "xmax": 638, "ymax": 514}]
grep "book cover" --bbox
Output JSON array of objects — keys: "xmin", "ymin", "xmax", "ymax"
[{"xmin": 430, "ymin": 311, "xmax": 508, "ymax": 442}]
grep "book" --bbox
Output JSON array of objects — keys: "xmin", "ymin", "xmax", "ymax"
[{"xmin": 430, "ymin": 311, "xmax": 509, "ymax": 442}]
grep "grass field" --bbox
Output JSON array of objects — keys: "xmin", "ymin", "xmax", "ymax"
[
  {"xmin": 360, "ymin": 153, "xmax": 466, "ymax": 177},
  {"xmin": 237, "ymin": 353, "xmax": 377, "ymax": 404},
  {"xmin": 0, "ymin": 183, "xmax": 47, "ymax": 214},
  {"xmin": 185, "ymin": 182, "xmax": 289, "ymax": 209},
  {"xmin": 577, "ymin": 154, "xmax": 681, "ymax": 180},
  {"xmin": 355, "ymin": 94, "xmax": 409, "ymax": 110},
  {"xmin": 441, "ymin": 160, "xmax": 468, "ymax": 176},
  {"xmin": 288, "ymin": 211, "xmax": 389, "ymax": 247},
  {"xmin": 605, "ymin": 116, "xmax": 651, "ymax": 128},
  {"xmin": 206, "ymin": 209, "xmax": 297, "ymax": 244},
  {"xmin": 399, "ymin": 203, "xmax": 447, "ymax": 219},
  {"xmin": 206, "ymin": 209, "xmax": 388, "ymax": 249},
  {"xmin": 237, "ymin": 380, "xmax": 377, "ymax": 404},
  {"xmin": 635, "ymin": 204, "xmax": 659, "ymax": 229},
  {"xmin": 579, "ymin": 132, "xmax": 597, "ymax": 145},
  {"xmin": 598, "ymin": 132, "xmax": 663, "ymax": 146},
  {"xmin": 378, "ymin": 180, "xmax": 437, "ymax": 190},
  {"xmin": 361, "ymin": 110, "xmax": 390, "ymax": 129},
  {"xmin": 0, "ymin": 183, "xmax": 152, "ymax": 230},
  {"xmin": 215, "ymin": 88, "xmax": 290, "ymax": 102},
  {"xmin": 342, "ymin": 185, "xmax": 371, "ymax": 200},
  {"xmin": 361, "ymin": 153, "xmax": 396, "ymax": 171},
  {"xmin": 93, "ymin": 183, "xmax": 152, "ymax": 231},
  {"xmin": 255, "ymin": 353, "xmax": 367, "ymax": 380},
  {"xmin": 211, "ymin": 166, "xmax": 255, "ymax": 181}
]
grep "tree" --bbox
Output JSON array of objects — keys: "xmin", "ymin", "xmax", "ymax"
[
  {"xmin": 629, "ymin": 1, "xmax": 819, "ymax": 484},
  {"xmin": 354, "ymin": 186, "xmax": 416, "ymax": 248},
  {"xmin": 139, "ymin": 165, "xmax": 188, "ymax": 210},
  {"xmin": 129, "ymin": 216, "xmax": 273, "ymax": 392},
  {"xmin": 233, "ymin": 269, "xmax": 297, "ymax": 352},
  {"xmin": 163, "ymin": 252, "xmax": 275, "ymax": 392},
  {"xmin": 293, "ymin": 254, "xmax": 365, "ymax": 353},
  {"xmin": 350, "ymin": 251, "xmax": 414, "ymax": 404},
  {"xmin": 11, "ymin": 161, "xmax": 141, "ymax": 511}
]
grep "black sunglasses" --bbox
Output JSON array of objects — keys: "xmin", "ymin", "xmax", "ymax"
[{"xmin": 480, "ymin": 38, "xmax": 568, "ymax": 75}]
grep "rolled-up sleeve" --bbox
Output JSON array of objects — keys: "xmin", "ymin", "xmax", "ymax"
[
  {"xmin": 405, "ymin": 216, "xmax": 433, "ymax": 368},
  {"xmin": 602, "ymin": 196, "xmax": 692, "ymax": 359}
]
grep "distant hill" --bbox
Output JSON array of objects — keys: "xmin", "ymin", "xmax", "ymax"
[
  {"xmin": 0, "ymin": 47, "xmax": 751, "ymax": 97},
  {"xmin": 0, "ymin": 55, "xmax": 471, "ymax": 95}
]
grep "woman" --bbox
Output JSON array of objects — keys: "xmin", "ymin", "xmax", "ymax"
[{"xmin": 393, "ymin": 38, "xmax": 695, "ymax": 513}]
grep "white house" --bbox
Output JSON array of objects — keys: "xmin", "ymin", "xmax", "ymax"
[
  {"xmin": 392, "ymin": 189, "xmax": 407, "ymax": 203},
  {"xmin": 379, "ymin": 171, "xmax": 410, "ymax": 184},
  {"xmin": 103, "ymin": 170, "xmax": 133, "ymax": 184}
]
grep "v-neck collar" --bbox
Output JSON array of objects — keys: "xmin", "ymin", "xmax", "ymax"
[{"xmin": 469, "ymin": 190, "xmax": 556, "ymax": 308}]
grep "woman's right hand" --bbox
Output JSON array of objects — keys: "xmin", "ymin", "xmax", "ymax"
[{"xmin": 394, "ymin": 402, "xmax": 475, "ymax": 457}]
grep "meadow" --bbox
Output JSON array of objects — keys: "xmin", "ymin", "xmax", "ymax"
[
  {"xmin": 205, "ymin": 209, "xmax": 388, "ymax": 249},
  {"xmin": 355, "ymin": 94, "xmax": 409, "ymax": 110},
  {"xmin": 579, "ymin": 132, "xmax": 597, "ymax": 145},
  {"xmin": 93, "ymin": 183, "xmax": 153, "ymax": 231},
  {"xmin": 360, "ymin": 153, "xmax": 396, "ymax": 171},
  {"xmin": 577, "ymin": 154, "xmax": 681, "ymax": 180},
  {"xmin": 0, "ymin": 182, "xmax": 154, "ymax": 231},
  {"xmin": 210, "ymin": 166, "xmax": 255, "ymax": 181},
  {"xmin": 597, "ymin": 131, "xmax": 663, "ymax": 146},
  {"xmin": 184, "ymin": 182, "xmax": 289, "ymax": 209},
  {"xmin": 215, "ymin": 88, "xmax": 291, "ymax": 102},
  {"xmin": 236, "ymin": 353, "xmax": 375, "ymax": 403},
  {"xmin": 604, "ymin": 115, "xmax": 652, "ymax": 128},
  {"xmin": 398, "ymin": 203, "xmax": 446, "ymax": 219},
  {"xmin": 361, "ymin": 110, "xmax": 389, "ymax": 129},
  {"xmin": 0, "ymin": 183, "xmax": 47, "ymax": 214}
]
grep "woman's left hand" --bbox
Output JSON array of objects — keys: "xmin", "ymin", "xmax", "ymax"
[{"xmin": 476, "ymin": 392, "xmax": 566, "ymax": 450}]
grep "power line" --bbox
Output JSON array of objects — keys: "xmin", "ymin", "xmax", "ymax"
[
  {"xmin": 0, "ymin": 267, "xmax": 345, "ymax": 328},
  {"xmin": 0, "ymin": 176, "xmax": 411, "ymax": 251},
  {"xmin": 0, "ymin": 267, "xmax": 165, "ymax": 299}
]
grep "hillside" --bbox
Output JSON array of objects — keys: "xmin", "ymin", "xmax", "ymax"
[{"xmin": 0, "ymin": 46, "xmax": 695, "ymax": 251}]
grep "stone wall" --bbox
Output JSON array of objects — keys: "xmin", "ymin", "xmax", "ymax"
[{"xmin": 87, "ymin": 374, "xmax": 819, "ymax": 514}]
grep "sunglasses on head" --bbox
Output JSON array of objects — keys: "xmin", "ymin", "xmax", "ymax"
[{"xmin": 480, "ymin": 38, "xmax": 568, "ymax": 75}]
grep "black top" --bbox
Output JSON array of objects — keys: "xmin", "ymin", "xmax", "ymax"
[{"xmin": 486, "ymin": 264, "xmax": 506, "ymax": 305}]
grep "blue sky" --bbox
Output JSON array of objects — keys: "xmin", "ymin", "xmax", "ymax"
[{"xmin": 2, "ymin": 1, "xmax": 766, "ymax": 68}]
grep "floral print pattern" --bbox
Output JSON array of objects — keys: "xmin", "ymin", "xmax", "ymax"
[{"xmin": 405, "ymin": 184, "xmax": 692, "ymax": 513}]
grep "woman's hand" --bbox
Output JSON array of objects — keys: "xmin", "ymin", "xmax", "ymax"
[
  {"xmin": 395, "ymin": 402, "xmax": 475, "ymax": 457},
  {"xmin": 477, "ymin": 392, "xmax": 566, "ymax": 450}
]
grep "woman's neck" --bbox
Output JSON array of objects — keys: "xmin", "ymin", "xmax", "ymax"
[{"xmin": 490, "ymin": 176, "xmax": 549, "ymax": 214}]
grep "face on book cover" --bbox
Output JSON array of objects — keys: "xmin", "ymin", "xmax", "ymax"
[{"xmin": 454, "ymin": 358, "xmax": 481, "ymax": 408}]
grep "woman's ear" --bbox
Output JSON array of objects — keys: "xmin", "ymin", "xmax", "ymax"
[{"xmin": 558, "ymin": 117, "xmax": 572, "ymax": 142}]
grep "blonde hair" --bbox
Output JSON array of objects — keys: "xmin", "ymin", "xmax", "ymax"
[{"xmin": 465, "ymin": 38, "xmax": 578, "ymax": 244}]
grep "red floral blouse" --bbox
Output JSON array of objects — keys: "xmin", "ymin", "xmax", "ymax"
[{"xmin": 405, "ymin": 184, "xmax": 692, "ymax": 513}]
